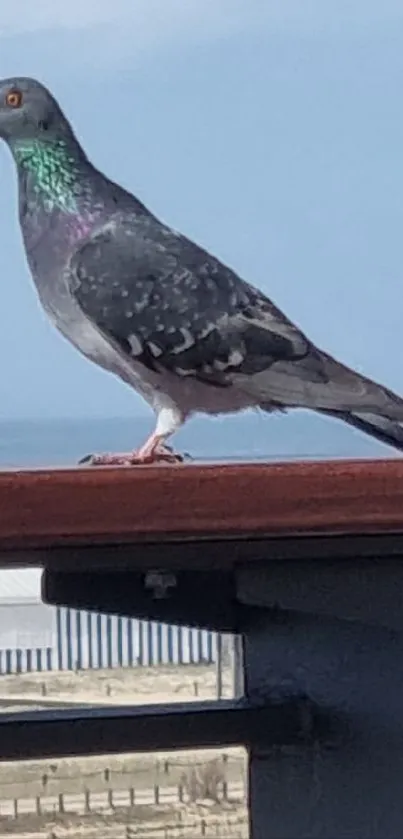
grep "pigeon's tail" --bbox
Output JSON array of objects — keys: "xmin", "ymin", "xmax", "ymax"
[
  {"xmin": 252, "ymin": 348, "xmax": 403, "ymax": 454},
  {"xmin": 317, "ymin": 409, "xmax": 403, "ymax": 453}
]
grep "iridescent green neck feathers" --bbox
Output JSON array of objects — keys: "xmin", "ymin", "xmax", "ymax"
[{"xmin": 12, "ymin": 138, "xmax": 83, "ymax": 214}]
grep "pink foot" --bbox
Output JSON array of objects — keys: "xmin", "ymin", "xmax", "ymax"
[{"xmin": 79, "ymin": 443, "xmax": 187, "ymax": 467}]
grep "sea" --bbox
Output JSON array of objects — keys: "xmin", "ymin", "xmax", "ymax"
[{"xmin": 0, "ymin": 409, "xmax": 398, "ymax": 469}]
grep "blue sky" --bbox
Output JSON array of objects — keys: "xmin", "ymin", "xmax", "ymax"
[{"xmin": 1, "ymin": 0, "xmax": 403, "ymax": 418}]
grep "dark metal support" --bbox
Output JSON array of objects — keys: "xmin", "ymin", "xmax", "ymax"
[
  {"xmin": 24, "ymin": 554, "xmax": 403, "ymax": 837},
  {"xmin": 0, "ymin": 699, "xmax": 308, "ymax": 762},
  {"xmin": 240, "ymin": 562, "xmax": 403, "ymax": 839},
  {"xmin": 43, "ymin": 567, "xmax": 240, "ymax": 632}
]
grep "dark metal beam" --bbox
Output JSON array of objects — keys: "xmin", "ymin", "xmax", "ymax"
[
  {"xmin": 42, "ymin": 568, "xmax": 240, "ymax": 632},
  {"xmin": 0, "ymin": 699, "xmax": 311, "ymax": 762}
]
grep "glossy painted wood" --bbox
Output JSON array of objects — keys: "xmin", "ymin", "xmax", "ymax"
[{"xmin": 1, "ymin": 459, "xmax": 403, "ymax": 557}]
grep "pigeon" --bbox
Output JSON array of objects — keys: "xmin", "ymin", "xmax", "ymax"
[{"xmin": 1, "ymin": 76, "xmax": 403, "ymax": 465}]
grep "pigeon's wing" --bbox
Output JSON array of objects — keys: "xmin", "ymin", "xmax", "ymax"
[{"xmin": 68, "ymin": 217, "xmax": 314, "ymax": 388}]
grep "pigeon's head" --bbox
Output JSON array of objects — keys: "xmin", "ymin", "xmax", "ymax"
[{"xmin": 0, "ymin": 77, "xmax": 69, "ymax": 143}]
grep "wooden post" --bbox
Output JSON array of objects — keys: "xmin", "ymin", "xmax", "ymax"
[
  {"xmin": 13, "ymin": 799, "xmax": 18, "ymax": 819},
  {"xmin": 129, "ymin": 786, "xmax": 135, "ymax": 807},
  {"xmin": 84, "ymin": 789, "xmax": 90, "ymax": 813},
  {"xmin": 58, "ymin": 792, "xmax": 64, "ymax": 813},
  {"xmin": 107, "ymin": 788, "xmax": 114, "ymax": 809},
  {"xmin": 35, "ymin": 796, "xmax": 41, "ymax": 815},
  {"xmin": 154, "ymin": 783, "xmax": 160, "ymax": 804}
]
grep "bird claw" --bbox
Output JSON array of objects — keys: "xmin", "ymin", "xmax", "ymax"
[{"xmin": 79, "ymin": 444, "xmax": 191, "ymax": 467}]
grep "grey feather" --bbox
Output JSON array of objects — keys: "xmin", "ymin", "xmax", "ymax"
[{"xmin": 68, "ymin": 216, "xmax": 311, "ymax": 388}]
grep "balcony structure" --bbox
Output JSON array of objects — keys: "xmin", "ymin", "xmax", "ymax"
[{"xmin": 1, "ymin": 458, "xmax": 403, "ymax": 838}]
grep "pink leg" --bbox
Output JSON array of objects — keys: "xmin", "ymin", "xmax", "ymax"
[{"xmin": 80, "ymin": 432, "xmax": 186, "ymax": 467}]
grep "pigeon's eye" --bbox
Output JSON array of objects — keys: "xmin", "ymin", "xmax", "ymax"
[{"xmin": 5, "ymin": 89, "xmax": 23, "ymax": 109}]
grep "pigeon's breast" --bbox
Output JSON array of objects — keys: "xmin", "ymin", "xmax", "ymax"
[
  {"xmin": 53, "ymin": 291, "xmax": 159, "ymax": 400},
  {"xmin": 29, "ymin": 252, "xmax": 159, "ymax": 406}
]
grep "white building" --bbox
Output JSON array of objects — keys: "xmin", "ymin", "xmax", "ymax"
[{"xmin": 0, "ymin": 569, "xmax": 55, "ymax": 672}]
